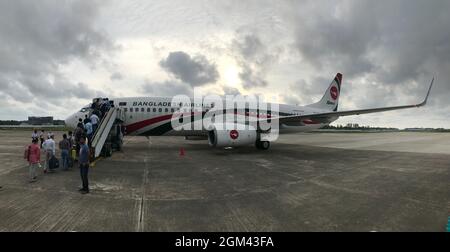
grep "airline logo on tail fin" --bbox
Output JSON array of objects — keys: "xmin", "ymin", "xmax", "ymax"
[
  {"xmin": 330, "ymin": 73, "xmax": 342, "ymax": 111},
  {"xmin": 306, "ymin": 73, "xmax": 343, "ymax": 112},
  {"xmin": 330, "ymin": 86, "xmax": 338, "ymax": 100}
]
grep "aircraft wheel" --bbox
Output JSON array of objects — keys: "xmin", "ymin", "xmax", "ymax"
[{"xmin": 256, "ymin": 140, "xmax": 270, "ymax": 150}]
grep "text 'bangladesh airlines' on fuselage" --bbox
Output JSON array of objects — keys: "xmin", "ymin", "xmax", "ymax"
[{"xmin": 65, "ymin": 73, "xmax": 434, "ymax": 150}]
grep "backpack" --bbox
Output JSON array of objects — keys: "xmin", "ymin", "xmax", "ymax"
[
  {"xmin": 75, "ymin": 128, "xmax": 83, "ymax": 140},
  {"xmin": 49, "ymin": 155, "xmax": 59, "ymax": 170}
]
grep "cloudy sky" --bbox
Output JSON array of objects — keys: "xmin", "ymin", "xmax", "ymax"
[{"xmin": 1, "ymin": 0, "xmax": 449, "ymax": 128}]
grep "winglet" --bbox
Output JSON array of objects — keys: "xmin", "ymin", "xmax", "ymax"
[{"xmin": 417, "ymin": 77, "xmax": 434, "ymax": 107}]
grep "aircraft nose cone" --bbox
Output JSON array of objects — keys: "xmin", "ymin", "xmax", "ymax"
[
  {"xmin": 65, "ymin": 115, "xmax": 75, "ymax": 128},
  {"xmin": 64, "ymin": 117, "xmax": 70, "ymax": 127}
]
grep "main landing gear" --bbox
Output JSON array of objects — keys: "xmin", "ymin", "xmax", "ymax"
[{"xmin": 255, "ymin": 139, "xmax": 270, "ymax": 150}]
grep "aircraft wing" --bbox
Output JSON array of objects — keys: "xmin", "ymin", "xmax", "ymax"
[{"xmin": 273, "ymin": 77, "xmax": 434, "ymax": 123}]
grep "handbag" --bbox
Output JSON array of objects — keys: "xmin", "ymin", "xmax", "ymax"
[{"xmin": 49, "ymin": 155, "xmax": 59, "ymax": 169}]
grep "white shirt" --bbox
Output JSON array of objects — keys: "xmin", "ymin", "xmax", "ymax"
[
  {"xmin": 90, "ymin": 114, "xmax": 99, "ymax": 125},
  {"xmin": 43, "ymin": 138, "xmax": 56, "ymax": 155},
  {"xmin": 32, "ymin": 132, "xmax": 38, "ymax": 139}
]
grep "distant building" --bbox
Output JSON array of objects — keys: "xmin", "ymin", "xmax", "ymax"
[
  {"xmin": 28, "ymin": 116, "xmax": 53, "ymax": 125},
  {"xmin": 53, "ymin": 120, "xmax": 65, "ymax": 125}
]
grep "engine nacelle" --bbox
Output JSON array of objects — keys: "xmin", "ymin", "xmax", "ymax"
[{"xmin": 208, "ymin": 123, "xmax": 257, "ymax": 148}]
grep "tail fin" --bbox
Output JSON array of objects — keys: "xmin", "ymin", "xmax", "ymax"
[{"xmin": 307, "ymin": 73, "xmax": 342, "ymax": 111}]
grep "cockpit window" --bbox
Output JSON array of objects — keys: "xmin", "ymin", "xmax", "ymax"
[{"xmin": 79, "ymin": 103, "xmax": 92, "ymax": 112}]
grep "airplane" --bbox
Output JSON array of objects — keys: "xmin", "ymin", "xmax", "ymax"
[{"xmin": 65, "ymin": 73, "xmax": 434, "ymax": 150}]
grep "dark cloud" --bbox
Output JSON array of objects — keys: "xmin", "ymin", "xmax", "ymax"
[
  {"xmin": 232, "ymin": 30, "xmax": 283, "ymax": 89},
  {"xmin": 239, "ymin": 64, "xmax": 268, "ymax": 90},
  {"xmin": 71, "ymin": 82, "xmax": 107, "ymax": 99},
  {"xmin": 142, "ymin": 80, "xmax": 193, "ymax": 97},
  {"xmin": 281, "ymin": 77, "xmax": 330, "ymax": 105},
  {"xmin": 291, "ymin": 1, "xmax": 450, "ymax": 98},
  {"xmin": 159, "ymin": 51, "xmax": 219, "ymax": 86},
  {"xmin": 222, "ymin": 86, "xmax": 241, "ymax": 96},
  {"xmin": 0, "ymin": 0, "xmax": 114, "ymax": 109},
  {"xmin": 236, "ymin": 34, "xmax": 265, "ymax": 59},
  {"xmin": 110, "ymin": 72, "xmax": 124, "ymax": 81},
  {"xmin": 293, "ymin": 3, "xmax": 377, "ymax": 79},
  {"xmin": 1, "ymin": 0, "xmax": 449, "ymax": 127}
]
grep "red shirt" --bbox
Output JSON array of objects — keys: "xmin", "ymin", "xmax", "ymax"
[{"xmin": 28, "ymin": 143, "xmax": 41, "ymax": 164}]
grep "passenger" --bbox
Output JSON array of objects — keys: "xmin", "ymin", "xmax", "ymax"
[
  {"xmin": 39, "ymin": 130, "xmax": 45, "ymax": 148},
  {"xmin": 90, "ymin": 113, "xmax": 99, "ymax": 133},
  {"xmin": 76, "ymin": 118, "xmax": 84, "ymax": 129},
  {"xmin": 59, "ymin": 134, "xmax": 71, "ymax": 171},
  {"xmin": 67, "ymin": 131, "xmax": 74, "ymax": 168},
  {"xmin": 93, "ymin": 109, "xmax": 102, "ymax": 120},
  {"xmin": 31, "ymin": 129, "xmax": 39, "ymax": 141},
  {"xmin": 100, "ymin": 102, "xmax": 107, "ymax": 116},
  {"xmin": 67, "ymin": 131, "xmax": 74, "ymax": 148},
  {"xmin": 42, "ymin": 135, "xmax": 56, "ymax": 173},
  {"xmin": 93, "ymin": 98, "xmax": 100, "ymax": 109},
  {"xmin": 83, "ymin": 114, "xmax": 91, "ymax": 125},
  {"xmin": 26, "ymin": 138, "xmax": 40, "ymax": 183},
  {"xmin": 74, "ymin": 126, "xmax": 83, "ymax": 157},
  {"xmin": 84, "ymin": 121, "xmax": 93, "ymax": 146},
  {"xmin": 78, "ymin": 137, "xmax": 90, "ymax": 194},
  {"xmin": 102, "ymin": 98, "xmax": 111, "ymax": 112}
]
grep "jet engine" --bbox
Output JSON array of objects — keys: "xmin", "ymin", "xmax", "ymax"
[{"xmin": 207, "ymin": 123, "xmax": 257, "ymax": 148}]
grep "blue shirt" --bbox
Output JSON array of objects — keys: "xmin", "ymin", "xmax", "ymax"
[
  {"xmin": 79, "ymin": 144, "xmax": 90, "ymax": 164},
  {"xmin": 85, "ymin": 122, "xmax": 93, "ymax": 135}
]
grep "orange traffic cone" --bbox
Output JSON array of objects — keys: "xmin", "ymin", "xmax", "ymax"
[{"xmin": 179, "ymin": 147, "xmax": 185, "ymax": 157}]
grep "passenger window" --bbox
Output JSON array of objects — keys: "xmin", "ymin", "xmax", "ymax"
[
  {"xmin": 130, "ymin": 108, "xmax": 133, "ymax": 112},
  {"xmin": 153, "ymin": 108, "xmax": 156, "ymax": 112},
  {"xmin": 165, "ymin": 108, "xmax": 168, "ymax": 112},
  {"xmin": 141, "ymin": 108, "xmax": 144, "ymax": 112},
  {"xmin": 171, "ymin": 108, "xmax": 175, "ymax": 112},
  {"xmin": 158, "ymin": 108, "xmax": 162, "ymax": 112},
  {"xmin": 124, "ymin": 108, "xmax": 128, "ymax": 112},
  {"xmin": 147, "ymin": 108, "xmax": 150, "ymax": 112}
]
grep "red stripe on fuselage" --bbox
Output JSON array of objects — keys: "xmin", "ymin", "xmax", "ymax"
[
  {"xmin": 125, "ymin": 112, "xmax": 203, "ymax": 134},
  {"xmin": 126, "ymin": 114, "xmax": 173, "ymax": 134},
  {"xmin": 125, "ymin": 111, "xmax": 275, "ymax": 134},
  {"xmin": 302, "ymin": 119, "xmax": 321, "ymax": 125}
]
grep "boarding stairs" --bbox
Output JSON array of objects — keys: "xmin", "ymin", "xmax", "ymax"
[{"xmin": 91, "ymin": 107, "xmax": 125, "ymax": 158}]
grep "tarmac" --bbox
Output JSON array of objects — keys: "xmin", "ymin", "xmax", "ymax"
[{"xmin": 0, "ymin": 130, "xmax": 449, "ymax": 231}]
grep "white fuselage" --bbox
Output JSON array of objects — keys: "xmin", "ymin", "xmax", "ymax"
[{"xmin": 65, "ymin": 97, "xmax": 337, "ymax": 136}]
